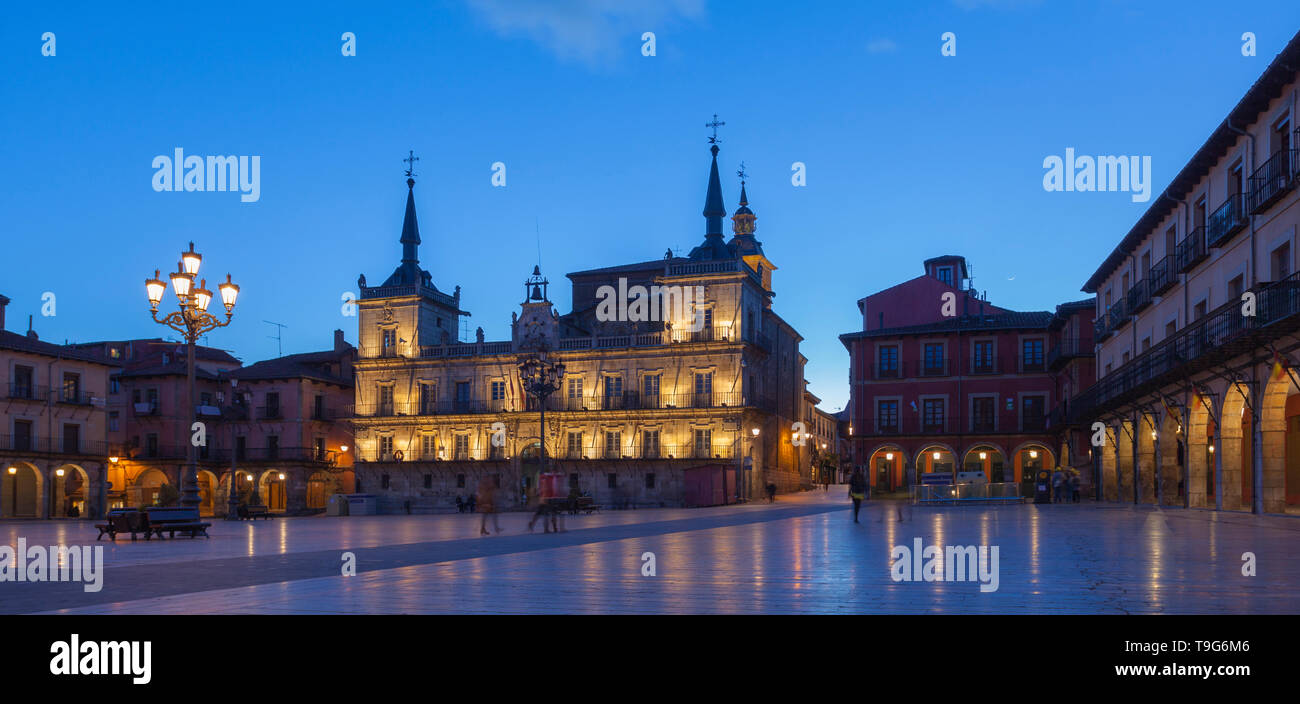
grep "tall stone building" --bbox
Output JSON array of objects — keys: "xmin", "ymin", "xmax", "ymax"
[{"xmin": 350, "ymin": 140, "xmax": 811, "ymax": 511}]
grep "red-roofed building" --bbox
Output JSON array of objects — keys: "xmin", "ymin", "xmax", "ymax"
[{"xmin": 840, "ymin": 256, "xmax": 1095, "ymax": 495}]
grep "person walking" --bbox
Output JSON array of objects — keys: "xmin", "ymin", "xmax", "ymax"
[
  {"xmin": 1051, "ymin": 468, "xmax": 1066, "ymax": 504},
  {"xmin": 1070, "ymin": 470, "xmax": 1081, "ymax": 503},
  {"xmin": 765, "ymin": 482, "xmax": 777, "ymax": 503},
  {"xmin": 477, "ymin": 476, "xmax": 500, "ymax": 535},
  {"xmin": 848, "ymin": 468, "xmax": 867, "ymax": 524}
]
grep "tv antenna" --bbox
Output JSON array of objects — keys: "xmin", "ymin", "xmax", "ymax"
[{"xmin": 264, "ymin": 320, "xmax": 288, "ymax": 357}]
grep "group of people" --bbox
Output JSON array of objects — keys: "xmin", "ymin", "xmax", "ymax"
[
  {"xmin": 1051, "ymin": 468, "xmax": 1082, "ymax": 503},
  {"xmin": 468, "ymin": 474, "xmax": 573, "ymax": 536}
]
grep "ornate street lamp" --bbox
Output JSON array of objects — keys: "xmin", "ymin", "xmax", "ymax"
[
  {"xmin": 145, "ymin": 242, "xmax": 239, "ymax": 510},
  {"xmin": 517, "ymin": 350, "xmax": 565, "ymax": 481}
]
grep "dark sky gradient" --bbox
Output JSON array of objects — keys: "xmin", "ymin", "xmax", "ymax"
[{"xmin": 3, "ymin": 1, "xmax": 1298, "ymax": 412}]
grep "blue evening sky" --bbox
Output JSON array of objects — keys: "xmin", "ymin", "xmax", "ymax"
[{"xmin": 2, "ymin": 0, "xmax": 1298, "ymax": 412}]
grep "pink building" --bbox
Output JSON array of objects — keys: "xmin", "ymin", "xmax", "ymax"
[
  {"xmin": 70, "ymin": 331, "xmax": 356, "ymax": 515},
  {"xmin": 840, "ymin": 256, "xmax": 1095, "ymax": 495}
]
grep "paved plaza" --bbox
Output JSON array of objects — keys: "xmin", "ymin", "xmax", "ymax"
[{"xmin": 2, "ymin": 492, "xmax": 1298, "ymax": 614}]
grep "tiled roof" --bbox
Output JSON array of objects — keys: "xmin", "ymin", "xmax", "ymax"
[
  {"xmin": 225, "ymin": 349, "xmax": 353, "ymax": 386},
  {"xmin": 116, "ymin": 363, "xmax": 222, "ymax": 380},
  {"xmin": 566, "ymin": 258, "xmax": 683, "ymax": 279},
  {"xmin": 839, "ymin": 311, "xmax": 1055, "ymax": 340},
  {"xmin": 1082, "ymin": 29, "xmax": 1300, "ymax": 292},
  {"xmin": 0, "ymin": 330, "xmax": 120, "ymax": 365}
]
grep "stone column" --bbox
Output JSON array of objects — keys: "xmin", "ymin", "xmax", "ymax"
[
  {"xmin": 1152, "ymin": 415, "xmax": 1162, "ymax": 506},
  {"xmin": 1252, "ymin": 381, "xmax": 1264, "ymax": 515},
  {"xmin": 1181, "ymin": 403, "xmax": 1191, "ymax": 510},
  {"xmin": 1213, "ymin": 413, "xmax": 1224, "ymax": 511},
  {"xmin": 1131, "ymin": 413, "xmax": 1141, "ymax": 504}
]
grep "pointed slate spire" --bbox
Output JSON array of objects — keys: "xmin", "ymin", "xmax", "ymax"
[
  {"xmin": 400, "ymin": 176, "xmax": 421, "ymax": 265},
  {"xmin": 703, "ymin": 143, "xmax": 726, "ymax": 236}
]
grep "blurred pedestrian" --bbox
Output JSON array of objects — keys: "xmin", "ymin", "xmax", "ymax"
[
  {"xmin": 1051, "ymin": 468, "xmax": 1066, "ymax": 504},
  {"xmin": 848, "ymin": 468, "xmax": 867, "ymax": 523},
  {"xmin": 1070, "ymin": 470, "xmax": 1081, "ymax": 503},
  {"xmin": 477, "ymin": 476, "xmax": 500, "ymax": 535}
]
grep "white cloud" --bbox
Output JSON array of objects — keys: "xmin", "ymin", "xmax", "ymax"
[
  {"xmin": 465, "ymin": 0, "xmax": 705, "ymax": 65},
  {"xmin": 865, "ymin": 38, "xmax": 897, "ymax": 54}
]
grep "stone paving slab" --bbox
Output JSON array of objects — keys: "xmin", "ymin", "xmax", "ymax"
[{"xmin": 4, "ymin": 494, "xmax": 1298, "ymax": 614}]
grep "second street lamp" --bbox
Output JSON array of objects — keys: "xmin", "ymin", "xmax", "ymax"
[{"xmin": 145, "ymin": 241, "xmax": 240, "ymax": 510}]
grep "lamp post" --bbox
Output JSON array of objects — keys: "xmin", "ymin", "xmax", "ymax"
[
  {"xmin": 517, "ymin": 350, "xmax": 565, "ymax": 489},
  {"xmin": 145, "ymin": 242, "xmax": 239, "ymax": 509},
  {"xmin": 225, "ymin": 378, "xmax": 242, "ymax": 521}
]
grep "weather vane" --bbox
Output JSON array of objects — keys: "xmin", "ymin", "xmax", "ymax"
[
  {"xmin": 706, "ymin": 114, "xmax": 725, "ymax": 144},
  {"xmin": 403, "ymin": 150, "xmax": 420, "ymax": 178},
  {"xmin": 737, "ymin": 162, "xmax": 747, "ymax": 185}
]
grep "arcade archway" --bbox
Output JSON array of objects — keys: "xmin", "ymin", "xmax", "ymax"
[
  {"xmin": 1, "ymin": 462, "xmax": 42, "ymax": 518},
  {"xmin": 259, "ymin": 470, "xmax": 288, "ymax": 512},
  {"xmin": 1260, "ymin": 368, "xmax": 1300, "ymax": 514},
  {"xmin": 866, "ymin": 445, "xmax": 905, "ymax": 491},
  {"xmin": 51, "ymin": 464, "xmax": 90, "ymax": 518},
  {"xmin": 915, "ymin": 444, "xmax": 956, "ymax": 483},
  {"xmin": 962, "ymin": 444, "xmax": 1006, "ymax": 482},
  {"xmin": 131, "ymin": 468, "xmax": 171, "ymax": 507}
]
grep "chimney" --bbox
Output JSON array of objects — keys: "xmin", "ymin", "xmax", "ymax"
[
  {"xmin": 0, "ymin": 294, "xmax": 8, "ymax": 331},
  {"xmin": 334, "ymin": 329, "xmax": 346, "ymax": 353},
  {"xmin": 26, "ymin": 314, "xmax": 38, "ymax": 340}
]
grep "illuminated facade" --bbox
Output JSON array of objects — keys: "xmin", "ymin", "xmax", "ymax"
[
  {"xmin": 350, "ymin": 142, "xmax": 811, "ymax": 511},
  {"xmin": 1072, "ymin": 32, "xmax": 1300, "ymax": 514},
  {"xmin": 0, "ymin": 296, "xmax": 116, "ymax": 519}
]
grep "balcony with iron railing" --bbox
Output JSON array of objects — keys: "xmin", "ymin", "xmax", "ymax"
[
  {"xmin": 561, "ymin": 442, "xmax": 736, "ymax": 461},
  {"xmin": 1176, "ymin": 226, "xmax": 1208, "ymax": 273},
  {"xmin": 349, "ymin": 390, "xmax": 763, "ymax": 418},
  {"xmin": 852, "ymin": 413, "xmax": 1052, "ymax": 437},
  {"xmin": 1047, "ymin": 338, "xmax": 1094, "ymax": 371},
  {"xmin": 5, "ymin": 383, "xmax": 41, "ymax": 401},
  {"xmin": 1018, "ymin": 354, "xmax": 1047, "ymax": 373},
  {"xmin": 1068, "ymin": 271, "xmax": 1300, "ymax": 423},
  {"xmin": 1206, "ymin": 192, "xmax": 1250, "ymax": 249},
  {"xmin": 0, "ymin": 435, "xmax": 111, "ymax": 456},
  {"xmin": 1149, "ymin": 255, "xmax": 1176, "ymax": 296},
  {"xmin": 1126, "ymin": 278, "xmax": 1152, "ymax": 313},
  {"xmin": 1248, "ymin": 148, "xmax": 1299, "ymax": 215},
  {"xmin": 257, "ymin": 405, "xmax": 282, "ymax": 420},
  {"xmin": 1094, "ymin": 309, "xmax": 1114, "ymax": 342},
  {"xmin": 1107, "ymin": 298, "xmax": 1130, "ymax": 331},
  {"xmin": 919, "ymin": 358, "xmax": 949, "ymax": 378}
]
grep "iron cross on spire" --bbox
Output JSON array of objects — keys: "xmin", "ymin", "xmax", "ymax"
[
  {"xmin": 737, "ymin": 162, "xmax": 747, "ymax": 185},
  {"xmin": 706, "ymin": 114, "xmax": 725, "ymax": 144},
  {"xmin": 403, "ymin": 150, "xmax": 420, "ymax": 178}
]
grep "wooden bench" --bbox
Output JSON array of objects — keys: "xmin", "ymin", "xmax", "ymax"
[
  {"xmin": 144, "ymin": 507, "xmax": 211, "ymax": 539},
  {"xmin": 95, "ymin": 509, "xmax": 151, "ymax": 541},
  {"xmin": 557, "ymin": 496, "xmax": 600, "ymax": 515},
  {"xmin": 239, "ymin": 504, "xmax": 273, "ymax": 520}
]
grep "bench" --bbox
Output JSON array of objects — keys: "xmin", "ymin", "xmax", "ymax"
[
  {"xmin": 239, "ymin": 504, "xmax": 273, "ymax": 520},
  {"xmin": 144, "ymin": 507, "xmax": 211, "ymax": 539},
  {"xmin": 95, "ymin": 509, "xmax": 151, "ymax": 541},
  {"xmin": 553, "ymin": 496, "xmax": 600, "ymax": 515}
]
